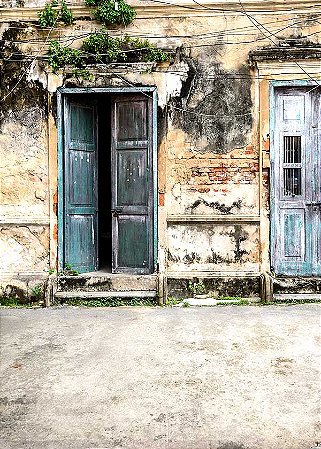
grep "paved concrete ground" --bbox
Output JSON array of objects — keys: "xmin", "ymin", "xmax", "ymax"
[{"xmin": 0, "ymin": 305, "xmax": 320, "ymax": 449}]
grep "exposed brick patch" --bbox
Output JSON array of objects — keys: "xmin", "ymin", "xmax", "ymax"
[{"xmin": 191, "ymin": 160, "xmax": 259, "ymax": 185}]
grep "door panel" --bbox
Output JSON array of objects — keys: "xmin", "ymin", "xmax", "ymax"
[
  {"xmin": 117, "ymin": 149, "xmax": 148, "ymax": 206},
  {"xmin": 68, "ymin": 150, "xmax": 95, "ymax": 206},
  {"xmin": 65, "ymin": 215, "xmax": 96, "ymax": 271},
  {"xmin": 272, "ymin": 88, "xmax": 321, "ymax": 275},
  {"xmin": 117, "ymin": 216, "xmax": 149, "ymax": 269},
  {"xmin": 70, "ymin": 103, "xmax": 95, "ymax": 147},
  {"xmin": 64, "ymin": 99, "xmax": 98, "ymax": 273},
  {"xmin": 281, "ymin": 211, "xmax": 305, "ymax": 259},
  {"xmin": 117, "ymin": 100, "xmax": 148, "ymax": 141},
  {"xmin": 111, "ymin": 95, "xmax": 153, "ymax": 274}
]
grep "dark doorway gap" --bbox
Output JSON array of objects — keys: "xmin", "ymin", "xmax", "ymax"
[{"xmin": 98, "ymin": 95, "xmax": 112, "ymax": 271}]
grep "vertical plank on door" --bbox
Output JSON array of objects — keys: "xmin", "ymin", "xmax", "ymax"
[
  {"xmin": 64, "ymin": 99, "xmax": 98, "ymax": 273},
  {"xmin": 111, "ymin": 95, "xmax": 153, "ymax": 274}
]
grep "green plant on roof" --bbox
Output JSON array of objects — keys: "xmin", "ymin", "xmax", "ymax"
[
  {"xmin": 47, "ymin": 31, "xmax": 168, "ymax": 74},
  {"xmin": 60, "ymin": 0, "xmax": 74, "ymax": 25},
  {"xmin": 84, "ymin": 0, "xmax": 136, "ymax": 26},
  {"xmin": 121, "ymin": 35, "xmax": 169, "ymax": 62},
  {"xmin": 82, "ymin": 31, "xmax": 169, "ymax": 64},
  {"xmin": 82, "ymin": 31, "xmax": 126, "ymax": 63},
  {"xmin": 38, "ymin": 0, "xmax": 74, "ymax": 27},
  {"xmin": 48, "ymin": 40, "xmax": 83, "ymax": 72},
  {"xmin": 38, "ymin": 2, "xmax": 58, "ymax": 27}
]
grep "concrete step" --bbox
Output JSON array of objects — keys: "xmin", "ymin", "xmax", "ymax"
[
  {"xmin": 272, "ymin": 277, "xmax": 321, "ymax": 295},
  {"xmin": 175, "ymin": 297, "xmax": 260, "ymax": 306},
  {"xmin": 56, "ymin": 273, "xmax": 158, "ymax": 293},
  {"xmin": 53, "ymin": 290, "xmax": 158, "ymax": 306},
  {"xmin": 54, "ymin": 290, "xmax": 157, "ymax": 299},
  {"xmin": 273, "ymin": 293, "xmax": 321, "ymax": 302},
  {"xmin": 167, "ymin": 274, "xmax": 261, "ymax": 299}
]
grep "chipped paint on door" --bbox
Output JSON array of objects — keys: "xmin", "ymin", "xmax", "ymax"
[
  {"xmin": 60, "ymin": 91, "xmax": 155, "ymax": 275},
  {"xmin": 63, "ymin": 98, "xmax": 98, "ymax": 273},
  {"xmin": 111, "ymin": 95, "xmax": 154, "ymax": 274},
  {"xmin": 272, "ymin": 87, "xmax": 321, "ymax": 275}
]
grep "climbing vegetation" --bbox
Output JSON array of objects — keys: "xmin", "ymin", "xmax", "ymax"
[
  {"xmin": 38, "ymin": 0, "xmax": 74, "ymax": 27},
  {"xmin": 48, "ymin": 40, "xmax": 83, "ymax": 72},
  {"xmin": 41, "ymin": 0, "xmax": 168, "ymax": 77}
]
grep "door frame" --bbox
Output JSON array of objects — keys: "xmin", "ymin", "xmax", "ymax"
[
  {"xmin": 57, "ymin": 87, "xmax": 158, "ymax": 272},
  {"xmin": 269, "ymin": 79, "xmax": 318, "ymax": 275}
]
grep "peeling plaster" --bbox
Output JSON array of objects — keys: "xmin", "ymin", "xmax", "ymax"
[
  {"xmin": 27, "ymin": 60, "xmax": 47, "ymax": 90},
  {"xmin": 47, "ymin": 73, "xmax": 64, "ymax": 93},
  {"xmin": 172, "ymin": 51, "xmax": 253, "ymax": 152},
  {"xmin": 167, "ymin": 223, "xmax": 260, "ymax": 272}
]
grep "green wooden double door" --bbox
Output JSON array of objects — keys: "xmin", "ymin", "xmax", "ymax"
[{"xmin": 62, "ymin": 94, "xmax": 155, "ymax": 274}]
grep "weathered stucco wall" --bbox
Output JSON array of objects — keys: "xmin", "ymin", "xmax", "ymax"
[
  {"xmin": 0, "ymin": 226, "xmax": 49, "ymax": 271},
  {"xmin": 1, "ymin": 1, "xmax": 321, "ymax": 294},
  {"xmin": 167, "ymin": 223, "xmax": 259, "ymax": 271},
  {"xmin": 0, "ymin": 53, "xmax": 49, "ymax": 283}
]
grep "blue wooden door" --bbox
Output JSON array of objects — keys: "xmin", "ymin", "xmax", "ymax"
[
  {"xmin": 272, "ymin": 88, "xmax": 321, "ymax": 275},
  {"xmin": 63, "ymin": 98, "xmax": 98, "ymax": 273},
  {"xmin": 111, "ymin": 95, "xmax": 154, "ymax": 274}
]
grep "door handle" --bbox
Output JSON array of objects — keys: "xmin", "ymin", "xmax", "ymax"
[
  {"xmin": 306, "ymin": 202, "xmax": 321, "ymax": 211},
  {"xmin": 111, "ymin": 208, "xmax": 122, "ymax": 216}
]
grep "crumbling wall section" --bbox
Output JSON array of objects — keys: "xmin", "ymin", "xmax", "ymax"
[
  {"xmin": 163, "ymin": 44, "xmax": 259, "ymax": 273},
  {"xmin": 0, "ymin": 25, "xmax": 49, "ymax": 280},
  {"xmin": 167, "ymin": 223, "xmax": 259, "ymax": 272},
  {"xmin": 0, "ymin": 226, "xmax": 49, "ymax": 272}
]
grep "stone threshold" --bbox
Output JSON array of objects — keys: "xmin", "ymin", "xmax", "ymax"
[{"xmin": 70, "ymin": 271, "xmax": 158, "ymax": 278}]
